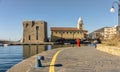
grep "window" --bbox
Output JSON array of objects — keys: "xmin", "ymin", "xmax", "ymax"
[
  {"xmin": 29, "ymin": 35, "xmax": 31, "ymax": 40},
  {"xmin": 36, "ymin": 26, "xmax": 39, "ymax": 30},
  {"xmin": 32, "ymin": 21, "xmax": 35, "ymax": 27},
  {"xmin": 51, "ymin": 32, "xmax": 53, "ymax": 34},
  {"xmin": 36, "ymin": 26, "xmax": 39, "ymax": 40},
  {"xmin": 26, "ymin": 23, "xmax": 28, "ymax": 28},
  {"xmin": 36, "ymin": 31, "xmax": 38, "ymax": 40},
  {"xmin": 80, "ymin": 24, "xmax": 82, "ymax": 27}
]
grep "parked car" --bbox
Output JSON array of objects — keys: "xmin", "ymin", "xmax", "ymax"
[{"xmin": 81, "ymin": 39, "xmax": 91, "ymax": 44}]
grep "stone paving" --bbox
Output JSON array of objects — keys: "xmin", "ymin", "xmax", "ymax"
[
  {"xmin": 8, "ymin": 46, "xmax": 120, "ymax": 72},
  {"xmin": 7, "ymin": 48, "xmax": 62, "ymax": 72},
  {"xmin": 55, "ymin": 46, "xmax": 120, "ymax": 72}
]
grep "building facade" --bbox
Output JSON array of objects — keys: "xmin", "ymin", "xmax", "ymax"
[
  {"xmin": 51, "ymin": 17, "xmax": 88, "ymax": 41},
  {"xmin": 116, "ymin": 26, "xmax": 120, "ymax": 34},
  {"xmin": 23, "ymin": 20, "xmax": 48, "ymax": 44},
  {"xmin": 104, "ymin": 27, "xmax": 117, "ymax": 39},
  {"xmin": 89, "ymin": 26, "xmax": 117, "ymax": 40}
]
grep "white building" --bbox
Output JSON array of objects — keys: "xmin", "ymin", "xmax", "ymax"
[
  {"xmin": 104, "ymin": 27, "xmax": 117, "ymax": 39},
  {"xmin": 89, "ymin": 26, "xmax": 117, "ymax": 40}
]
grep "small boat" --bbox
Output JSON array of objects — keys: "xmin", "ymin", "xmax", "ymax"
[
  {"xmin": 0, "ymin": 44, "xmax": 3, "ymax": 46},
  {"xmin": 3, "ymin": 44, "xmax": 8, "ymax": 47}
]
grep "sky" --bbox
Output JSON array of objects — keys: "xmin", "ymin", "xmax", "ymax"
[{"xmin": 0, "ymin": 0, "xmax": 118, "ymax": 41}]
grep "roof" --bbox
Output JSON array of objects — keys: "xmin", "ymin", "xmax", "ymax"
[
  {"xmin": 51, "ymin": 27, "xmax": 80, "ymax": 31},
  {"xmin": 94, "ymin": 27, "xmax": 110, "ymax": 32},
  {"xmin": 51, "ymin": 27, "xmax": 88, "ymax": 32}
]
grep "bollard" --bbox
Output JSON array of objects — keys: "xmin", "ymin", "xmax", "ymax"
[
  {"xmin": 76, "ymin": 38, "xmax": 81, "ymax": 47},
  {"xmin": 36, "ymin": 56, "xmax": 44, "ymax": 68}
]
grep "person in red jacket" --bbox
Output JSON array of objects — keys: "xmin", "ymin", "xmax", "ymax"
[{"xmin": 77, "ymin": 38, "xmax": 81, "ymax": 47}]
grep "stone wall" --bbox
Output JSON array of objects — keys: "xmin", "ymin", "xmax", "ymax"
[{"xmin": 97, "ymin": 44, "xmax": 120, "ymax": 56}]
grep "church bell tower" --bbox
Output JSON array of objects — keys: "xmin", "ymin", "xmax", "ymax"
[{"xmin": 77, "ymin": 17, "xmax": 84, "ymax": 30}]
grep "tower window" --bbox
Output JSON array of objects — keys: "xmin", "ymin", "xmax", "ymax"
[
  {"xmin": 80, "ymin": 24, "xmax": 82, "ymax": 27},
  {"xmin": 36, "ymin": 26, "xmax": 39, "ymax": 40},
  {"xmin": 26, "ymin": 23, "xmax": 28, "ymax": 28},
  {"xmin": 36, "ymin": 26, "xmax": 39, "ymax": 30},
  {"xmin": 29, "ymin": 35, "xmax": 31, "ymax": 40},
  {"xmin": 32, "ymin": 21, "xmax": 35, "ymax": 27},
  {"xmin": 51, "ymin": 32, "xmax": 53, "ymax": 34}
]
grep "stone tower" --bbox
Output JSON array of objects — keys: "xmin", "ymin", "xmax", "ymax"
[
  {"xmin": 23, "ymin": 20, "xmax": 48, "ymax": 44},
  {"xmin": 77, "ymin": 17, "xmax": 84, "ymax": 30}
]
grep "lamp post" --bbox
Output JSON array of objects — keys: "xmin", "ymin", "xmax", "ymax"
[
  {"xmin": 110, "ymin": 0, "xmax": 120, "ymax": 34},
  {"xmin": 110, "ymin": 0, "xmax": 120, "ymax": 26}
]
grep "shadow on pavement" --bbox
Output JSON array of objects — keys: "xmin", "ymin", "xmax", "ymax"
[{"xmin": 42, "ymin": 64, "xmax": 63, "ymax": 67}]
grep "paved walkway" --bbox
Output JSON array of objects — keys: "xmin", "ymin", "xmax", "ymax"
[
  {"xmin": 29, "ymin": 46, "xmax": 120, "ymax": 72},
  {"xmin": 7, "ymin": 46, "xmax": 120, "ymax": 72}
]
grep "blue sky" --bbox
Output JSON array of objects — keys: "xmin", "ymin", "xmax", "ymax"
[{"xmin": 0, "ymin": 0, "xmax": 118, "ymax": 41}]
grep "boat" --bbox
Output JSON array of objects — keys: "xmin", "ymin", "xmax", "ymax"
[
  {"xmin": 3, "ymin": 44, "xmax": 8, "ymax": 47},
  {"xmin": 0, "ymin": 44, "xmax": 3, "ymax": 46}
]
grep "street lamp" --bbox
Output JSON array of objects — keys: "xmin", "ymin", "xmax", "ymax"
[
  {"xmin": 110, "ymin": 6, "xmax": 115, "ymax": 12},
  {"xmin": 110, "ymin": 0, "xmax": 120, "ymax": 26}
]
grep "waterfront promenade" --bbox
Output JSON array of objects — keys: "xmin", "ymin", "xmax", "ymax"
[{"xmin": 8, "ymin": 46, "xmax": 120, "ymax": 72}]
